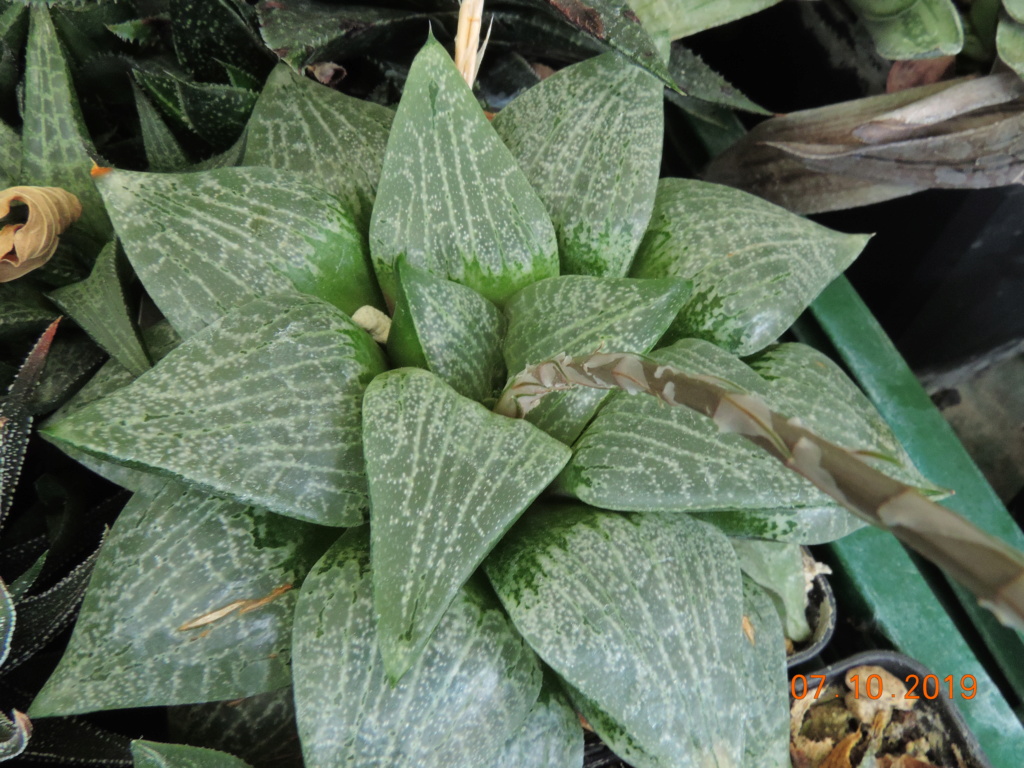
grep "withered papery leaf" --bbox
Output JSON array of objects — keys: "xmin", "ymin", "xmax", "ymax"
[
  {"xmin": 706, "ymin": 74, "xmax": 1024, "ymax": 214},
  {"xmin": 0, "ymin": 186, "xmax": 82, "ymax": 282}
]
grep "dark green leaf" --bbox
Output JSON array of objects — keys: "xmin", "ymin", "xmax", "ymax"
[
  {"xmin": 132, "ymin": 740, "xmax": 253, "ymax": 768},
  {"xmin": 667, "ymin": 44, "xmax": 768, "ymax": 115},
  {"xmin": 170, "ymin": 0, "xmax": 272, "ymax": 83},
  {"xmin": 363, "ymin": 367, "xmax": 570, "ymax": 679},
  {"xmin": 134, "ymin": 84, "xmax": 191, "ymax": 172},
  {"xmin": 292, "ymin": 529, "xmax": 542, "ymax": 768},
  {"xmin": 0, "ymin": 578, "xmax": 13, "ymax": 668},
  {"xmin": 0, "ymin": 116, "xmax": 19, "ymax": 187},
  {"xmin": 369, "ymin": 36, "xmax": 558, "ymax": 307}
]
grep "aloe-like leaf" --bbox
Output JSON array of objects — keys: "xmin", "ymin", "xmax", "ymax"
[
  {"xmin": 492, "ymin": 52, "xmax": 662, "ymax": 277},
  {"xmin": 503, "ymin": 275, "xmax": 690, "ymax": 443},
  {"xmin": 30, "ymin": 482, "xmax": 327, "ymax": 717},
  {"xmin": 628, "ymin": 0, "xmax": 783, "ymax": 40},
  {"xmin": 168, "ymin": 689, "xmax": 301, "ymax": 768},
  {"xmin": 42, "ymin": 295, "xmax": 387, "ymax": 526},
  {"xmin": 22, "ymin": 7, "xmax": 110, "ymax": 241},
  {"xmin": 47, "ymin": 241, "xmax": 150, "ymax": 377},
  {"xmin": 997, "ymin": 14, "xmax": 1024, "ymax": 78},
  {"xmin": 486, "ymin": 504, "xmax": 747, "ymax": 768},
  {"xmin": 0, "ymin": 711, "xmax": 31, "ymax": 761},
  {"xmin": 369, "ymin": 35, "xmax": 558, "ymax": 307},
  {"xmin": 133, "ymin": 84, "xmax": 191, "ymax": 173},
  {"xmin": 496, "ymin": 681, "xmax": 583, "ymax": 768},
  {"xmin": 387, "ymin": 260, "xmax": 506, "ymax": 403},
  {"xmin": 0, "ymin": 116, "xmax": 19, "ymax": 187},
  {"xmin": 630, "ymin": 178, "xmax": 869, "ymax": 355},
  {"xmin": 132, "ymin": 740, "xmax": 253, "ymax": 768},
  {"xmin": 0, "ymin": 283, "xmax": 57, "ymax": 338},
  {"xmin": 740, "ymin": 578, "xmax": 789, "ymax": 768},
  {"xmin": 732, "ymin": 539, "xmax": 811, "ymax": 642},
  {"xmin": 96, "ymin": 166, "xmax": 381, "ymax": 338},
  {"xmin": 292, "ymin": 529, "xmax": 542, "ymax": 768},
  {"xmin": 845, "ymin": 0, "xmax": 963, "ymax": 59},
  {"xmin": 363, "ymin": 367, "xmax": 570, "ymax": 679},
  {"xmin": 668, "ymin": 44, "xmax": 768, "ymax": 115},
  {"xmin": 169, "ymin": 0, "xmax": 271, "ymax": 84},
  {"xmin": 0, "ymin": 578, "xmax": 13, "ymax": 668},
  {"xmin": 243, "ymin": 64, "xmax": 393, "ymax": 234}
]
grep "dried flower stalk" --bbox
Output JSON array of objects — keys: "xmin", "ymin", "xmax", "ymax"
[
  {"xmin": 496, "ymin": 351, "xmax": 1024, "ymax": 631},
  {"xmin": 0, "ymin": 186, "xmax": 82, "ymax": 282}
]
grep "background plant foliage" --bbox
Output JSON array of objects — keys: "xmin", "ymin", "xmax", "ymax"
[{"xmin": 0, "ymin": 1, "xmax": 1020, "ymax": 767}]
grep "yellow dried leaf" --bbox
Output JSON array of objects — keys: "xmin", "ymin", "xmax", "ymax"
[
  {"xmin": 820, "ymin": 730, "xmax": 861, "ymax": 768},
  {"xmin": 0, "ymin": 186, "xmax": 82, "ymax": 283}
]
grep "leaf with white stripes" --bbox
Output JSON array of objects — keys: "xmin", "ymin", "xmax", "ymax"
[
  {"xmin": 631, "ymin": 179, "xmax": 869, "ymax": 355},
  {"xmin": 493, "ymin": 52, "xmax": 662, "ymax": 277},
  {"xmin": 387, "ymin": 259, "xmax": 506, "ymax": 404},
  {"xmin": 243, "ymin": 64, "xmax": 393, "ymax": 233},
  {"xmin": 739, "ymin": 578, "xmax": 789, "ymax": 768},
  {"xmin": 503, "ymin": 275, "xmax": 690, "ymax": 443},
  {"xmin": 30, "ymin": 482, "xmax": 327, "ymax": 717},
  {"xmin": 42, "ymin": 294, "xmax": 387, "ymax": 526},
  {"xmin": 363, "ymin": 368, "xmax": 570, "ymax": 679},
  {"xmin": 292, "ymin": 529, "xmax": 542, "ymax": 768},
  {"xmin": 131, "ymin": 740, "xmax": 253, "ymax": 768},
  {"xmin": 486, "ymin": 504, "xmax": 747, "ymax": 768},
  {"xmin": 96, "ymin": 166, "xmax": 382, "ymax": 339},
  {"xmin": 495, "ymin": 681, "xmax": 583, "ymax": 768},
  {"xmin": 555, "ymin": 338, "xmax": 861, "ymax": 542},
  {"xmin": 369, "ymin": 36, "xmax": 558, "ymax": 307}
]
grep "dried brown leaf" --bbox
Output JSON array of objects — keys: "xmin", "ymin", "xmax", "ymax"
[
  {"xmin": 821, "ymin": 730, "xmax": 862, "ymax": 768},
  {"xmin": 0, "ymin": 186, "xmax": 82, "ymax": 282}
]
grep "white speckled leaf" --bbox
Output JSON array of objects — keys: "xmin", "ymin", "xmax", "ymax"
[
  {"xmin": 628, "ymin": 0, "xmax": 782, "ymax": 40},
  {"xmin": 496, "ymin": 681, "xmax": 583, "ymax": 768},
  {"xmin": 243, "ymin": 64, "xmax": 393, "ymax": 233},
  {"xmin": 485, "ymin": 504, "xmax": 747, "ymax": 768},
  {"xmin": 132, "ymin": 740, "xmax": 252, "ymax": 768},
  {"xmin": 492, "ymin": 52, "xmax": 662, "ymax": 277},
  {"xmin": 0, "ymin": 117, "xmax": 20, "ymax": 188},
  {"xmin": 732, "ymin": 539, "xmax": 810, "ymax": 642},
  {"xmin": 292, "ymin": 529, "xmax": 542, "ymax": 768},
  {"xmin": 96, "ymin": 166, "xmax": 381, "ymax": 339},
  {"xmin": 387, "ymin": 259, "xmax": 506, "ymax": 403},
  {"xmin": 30, "ymin": 483, "xmax": 327, "ymax": 717},
  {"xmin": 0, "ymin": 579, "xmax": 13, "ymax": 668},
  {"xmin": 631, "ymin": 179, "xmax": 869, "ymax": 355},
  {"xmin": 555, "ymin": 338, "xmax": 861, "ymax": 542},
  {"xmin": 42, "ymin": 295, "xmax": 387, "ymax": 526},
  {"xmin": 134, "ymin": 84, "xmax": 190, "ymax": 173},
  {"xmin": 363, "ymin": 368, "xmax": 570, "ymax": 679},
  {"xmin": 740, "ymin": 578, "xmax": 789, "ymax": 768},
  {"xmin": 23, "ymin": 7, "xmax": 110, "ymax": 240},
  {"xmin": 503, "ymin": 275, "xmax": 691, "ymax": 443},
  {"xmin": 369, "ymin": 36, "xmax": 558, "ymax": 307}
]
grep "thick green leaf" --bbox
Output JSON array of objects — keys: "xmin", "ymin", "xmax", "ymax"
[
  {"xmin": 486, "ymin": 505, "xmax": 747, "ymax": 768},
  {"xmin": 0, "ymin": 284, "xmax": 57, "ymax": 338},
  {"xmin": 47, "ymin": 241, "xmax": 151, "ymax": 377},
  {"xmin": 667, "ymin": 44, "xmax": 768, "ymax": 115},
  {"xmin": 630, "ymin": 179, "xmax": 869, "ymax": 355},
  {"xmin": 363, "ymin": 368, "xmax": 570, "ymax": 679},
  {"xmin": 0, "ymin": 578, "xmax": 13, "ymax": 668},
  {"xmin": 96, "ymin": 166, "xmax": 382, "ymax": 338},
  {"xmin": 22, "ymin": 6, "xmax": 110, "ymax": 241},
  {"xmin": 134, "ymin": 84, "xmax": 191, "ymax": 172},
  {"xmin": 369, "ymin": 36, "xmax": 559, "ymax": 307},
  {"xmin": 387, "ymin": 260, "xmax": 506, "ymax": 403},
  {"xmin": 628, "ymin": 0, "xmax": 783, "ymax": 40},
  {"xmin": 492, "ymin": 52, "xmax": 662, "ymax": 277},
  {"xmin": 132, "ymin": 740, "xmax": 252, "ymax": 768},
  {"xmin": 997, "ymin": 14, "xmax": 1024, "ymax": 78},
  {"xmin": 555, "ymin": 339, "xmax": 861, "ymax": 542},
  {"xmin": 243, "ymin": 64, "xmax": 393, "ymax": 233},
  {"xmin": 739, "ymin": 578, "xmax": 789, "ymax": 768},
  {"xmin": 503, "ymin": 275, "xmax": 691, "ymax": 443},
  {"xmin": 496, "ymin": 681, "xmax": 583, "ymax": 768},
  {"xmin": 0, "ymin": 116, "xmax": 19, "ymax": 187},
  {"xmin": 292, "ymin": 529, "xmax": 542, "ymax": 768},
  {"xmin": 845, "ymin": 0, "xmax": 963, "ymax": 59},
  {"xmin": 168, "ymin": 689, "xmax": 301, "ymax": 768},
  {"xmin": 31, "ymin": 483, "xmax": 326, "ymax": 717},
  {"xmin": 731, "ymin": 539, "xmax": 810, "ymax": 642},
  {"xmin": 170, "ymin": 0, "xmax": 271, "ymax": 83},
  {"xmin": 42, "ymin": 295, "xmax": 387, "ymax": 526}
]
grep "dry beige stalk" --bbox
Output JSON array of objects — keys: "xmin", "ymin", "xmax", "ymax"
[
  {"xmin": 0, "ymin": 186, "xmax": 82, "ymax": 282},
  {"xmin": 454, "ymin": 0, "xmax": 489, "ymax": 87}
]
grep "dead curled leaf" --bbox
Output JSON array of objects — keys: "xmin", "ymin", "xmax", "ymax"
[{"xmin": 0, "ymin": 186, "xmax": 82, "ymax": 283}]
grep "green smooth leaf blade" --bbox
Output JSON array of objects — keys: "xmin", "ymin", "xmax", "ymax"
[
  {"xmin": 496, "ymin": 681, "xmax": 583, "ymax": 768},
  {"xmin": 243, "ymin": 64, "xmax": 393, "ymax": 234},
  {"xmin": 47, "ymin": 240, "xmax": 151, "ymax": 377},
  {"xmin": 845, "ymin": 0, "xmax": 964, "ymax": 59},
  {"xmin": 486, "ymin": 504, "xmax": 747, "ymax": 768},
  {"xmin": 23, "ymin": 6, "xmax": 110, "ymax": 241},
  {"xmin": 387, "ymin": 259, "xmax": 506, "ymax": 403},
  {"xmin": 292, "ymin": 529, "xmax": 542, "ymax": 768},
  {"xmin": 493, "ymin": 52, "xmax": 662, "ymax": 277},
  {"xmin": 31, "ymin": 483, "xmax": 327, "ymax": 717},
  {"xmin": 42, "ymin": 295, "xmax": 387, "ymax": 526},
  {"xmin": 997, "ymin": 15, "xmax": 1024, "ymax": 79},
  {"xmin": 132, "ymin": 740, "xmax": 252, "ymax": 768},
  {"xmin": 97, "ymin": 167, "xmax": 382, "ymax": 338},
  {"xmin": 363, "ymin": 368, "xmax": 571, "ymax": 679},
  {"xmin": 369, "ymin": 36, "xmax": 559, "ymax": 307},
  {"xmin": 503, "ymin": 275, "xmax": 690, "ymax": 443},
  {"xmin": 628, "ymin": 0, "xmax": 783, "ymax": 40},
  {"xmin": 732, "ymin": 539, "xmax": 810, "ymax": 642},
  {"xmin": 631, "ymin": 178, "xmax": 870, "ymax": 355},
  {"xmin": 739, "ymin": 578, "xmax": 789, "ymax": 768}
]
